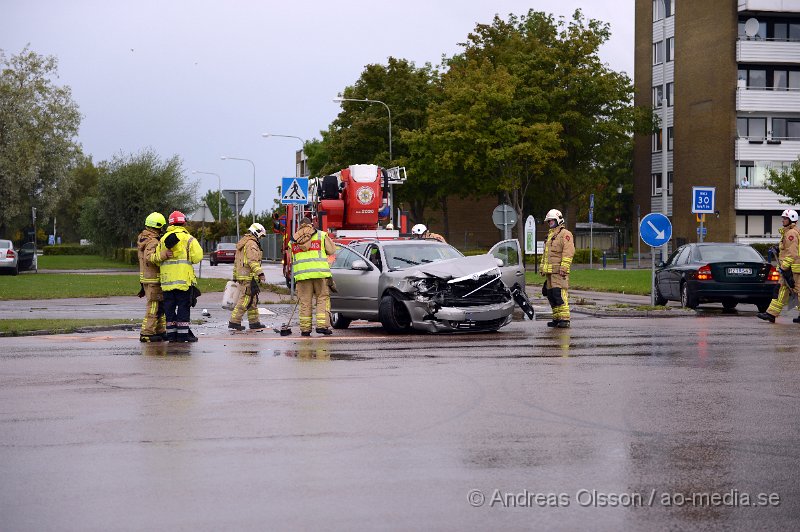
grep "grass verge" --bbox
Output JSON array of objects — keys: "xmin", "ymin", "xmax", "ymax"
[
  {"xmin": 38, "ymin": 255, "xmax": 133, "ymax": 270},
  {"xmin": 526, "ymin": 269, "xmax": 651, "ymax": 295},
  {"xmin": 0, "ymin": 275, "xmax": 228, "ymax": 300},
  {"xmin": 0, "ymin": 318, "xmax": 138, "ymax": 335}
]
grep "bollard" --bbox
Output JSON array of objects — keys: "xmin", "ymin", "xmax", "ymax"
[
  {"xmin": 602, "ymin": 251, "xmax": 607, "ymax": 269},
  {"xmin": 623, "ymin": 252, "xmax": 627, "ymax": 269}
]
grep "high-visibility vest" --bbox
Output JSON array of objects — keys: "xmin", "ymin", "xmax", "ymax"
[
  {"xmin": 292, "ymin": 231, "xmax": 332, "ymax": 281},
  {"xmin": 157, "ymin": 226, "xmax": 203, "ymax": 291}
]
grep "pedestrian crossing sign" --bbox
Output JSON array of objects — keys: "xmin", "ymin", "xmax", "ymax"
[{"xmin": 281, "ymin": 177, "xmax": 309, "ymax": 205}]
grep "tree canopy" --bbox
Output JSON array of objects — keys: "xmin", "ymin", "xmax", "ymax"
[
  {"xmin": 767, "ymin": 157, "xmax": 800, "ymax": 206},
  {"xmin": 0, "ymin": 47, "xmax": 82, "ymax": 238}
]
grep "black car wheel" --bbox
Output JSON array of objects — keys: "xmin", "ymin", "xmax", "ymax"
[
  {"xmin": 680, "ymin": 282, "xmax": 698, "ymax": 309},
  {"xmin": 10, "ymin": 264, "xmax": 18, "ymax": 276},
  {"xmin": 654, "ymin": 284, "xmax": 668, "ymax": 306},
  {"xmin": 379, "ymin": 294, "xmax": 411, "ymax": 333},
  {"xmin": 756, "ymin": 300, "xmax": 770, "ymax": 313},
  {"xmin": 210, "ymin": 260, "xmax": 217, "ymax": 266},
  {"xmin": 722, "ymin": 299, "xmax": 738, "ymax": 310},
  {"xmin": 331, "ymin": 312, "xmax": 352, "ymax": 329}
]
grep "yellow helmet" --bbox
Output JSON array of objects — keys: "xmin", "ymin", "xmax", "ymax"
[{"xmin": 145, "ymin": 212, "xmax": 166, "ymax": 229}]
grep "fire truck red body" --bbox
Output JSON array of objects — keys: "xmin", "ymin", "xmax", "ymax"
[{"xmin": 278, "ymin": 164, "xmax": 408, "ymax": 284}]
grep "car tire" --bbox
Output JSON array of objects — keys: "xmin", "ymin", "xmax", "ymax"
[
  {"xmin": 10, "ymin": 264, "xmax": 18, "ymax": 276},
  {"xmin": 756, "ymin": 300, "xmax": 770, "ymax": 313},
  {"xmin": 680, "ymin": 282, "xmax": 698, "ymax": 309},
  {"xmin": 654, "ymin": 284, "xmax": 668, "ymax": 306},
  {"xmin": 379, "ymin": 294, "xmax": 411, "ymax": 333},
  {"xmin": 722, "ymin": 299, "xmax": 738, "ymax": 310},
  {"xmin": 210, "ymin": 260, "xmax": 217, "ymax": 266},
  {"xmin": 331, "ymin": 312, "xmax": 352, "ymax": 329}
]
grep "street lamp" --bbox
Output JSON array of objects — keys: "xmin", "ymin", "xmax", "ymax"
[
  {"xmin": 332, "ymin": 97, "xmax": 394, "ymax": 223},
  {"xmin": 617, "ymin": 184, "xmax": 624, "ymax": 257},
  {"xmin": 192, "ymin": 170, "xmax": 222, "ymax": 222},
  {"xmin": 221, "ymin": 156, "xmax": 256, "ymax": 225},
  {"xmin": 262, "ymin": 133, "xmax": 307, "ymax": 176}
]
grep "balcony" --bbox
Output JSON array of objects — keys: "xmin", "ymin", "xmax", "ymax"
[
  {"xmin": 736, "ymin": 138, "xmax": 800, "ymax": 160},
  {"xmin": 738, "ymin": 0, "xmax": 800, "ymax": 14},
  {"xmin": 735, "ymin": 187, "xmax": 798, "ymax": 210},
  {"xmin": 737, "ymin": 39, "xmax": 800, "ymax": 64},
  {"xmin": 737, "ymin": 87, "xmax": 800, "ymax": 113}
]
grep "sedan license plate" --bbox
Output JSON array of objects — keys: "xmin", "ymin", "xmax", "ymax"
[{"xmin": 727, "ymin": 267, "xmax": 752, "ymax": 275}]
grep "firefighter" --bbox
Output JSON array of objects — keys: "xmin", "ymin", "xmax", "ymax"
[
  {"xmin": 292, "ymin": 216, "xmax": 336, "ymax": 336},
  {"xmin": 411, "ymin": 223, "xmax": 446, "ymax": 243},
  {"xmin": 539, "ymin": 209, "xmax": 575, "ymax": 328},
  {"xmin": 137, "ymin": 212, "xmax": 169, "ymax": 342},
  {"xmin": 228, "ymin": 222, "xmax": 267, "ymax": 331},
  {"xmin": 155, "ymin": 210, "xmax": 204, "ymax": 342},
  {"xmin": 757, "ymin": 209, "xmax": 800, "ymax": 323}
]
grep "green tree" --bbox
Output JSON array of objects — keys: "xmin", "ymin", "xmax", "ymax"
[
  {"xmin": 80, "ymin": 149, "xmax": 196, "ymax": 249},
  {"xmin": 0, "ymin": 47, "xmax": 82, "ymax": 238},
  {"xmin": 50, "ymin": 156, "xmax": 100, "ymax": 242},
  {"xmin": 767, "ymin": 157, "xmax": 800, "ymax": 204}
]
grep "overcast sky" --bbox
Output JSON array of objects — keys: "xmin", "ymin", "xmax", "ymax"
[{"xmin": 3, "ymin": 0, "xmax": 634, "ymax": 216}]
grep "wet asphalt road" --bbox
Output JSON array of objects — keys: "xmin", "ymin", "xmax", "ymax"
[{"xmin": 2, "ymin": 310, "xmax": 799, "ymax": 531}]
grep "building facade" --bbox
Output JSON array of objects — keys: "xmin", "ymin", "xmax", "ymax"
[{"xmin": 634, "ymin": 0, "xmax": 800, "ymax": 249}]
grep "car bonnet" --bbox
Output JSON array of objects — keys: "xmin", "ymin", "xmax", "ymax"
[{"xmin": 406, "ymin": 254, "xmax": 500, "ymax": 280}]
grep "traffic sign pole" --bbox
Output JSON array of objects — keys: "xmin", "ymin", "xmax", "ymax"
[{"xmin": 640, "ymin": 213, "xmax": 672, "ymax": 306}]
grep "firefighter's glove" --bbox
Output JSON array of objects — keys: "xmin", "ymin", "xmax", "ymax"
[
  {"xmin": 541, "ymin": 283, "xmax": 547, "ymax": 297},
  {"xmin": 559, "ymin": 266, "xmax": 569, "ymax": 278},
  {"xmin": 782, "ymin": 267, "xmax": 795, "ymax": 289},
  {"xmin": 250, "ymin": 278, "xmax": 261, "ymax": 297},
  {"xmin": 327, "ymin": 277, "xmax": 338, "ymax": 293},
  {"xmin": 164, "ymin": 233, "xmax": 180, "ymax": 249},
  {"xmin": 137, "ymin": 283, "xmax": 145, "ymax": 298},
  {"xmin": 159, "ymin": 249, "xmax": 173, "ymax": 260}
]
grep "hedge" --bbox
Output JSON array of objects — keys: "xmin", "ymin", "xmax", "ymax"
[
  {"xmin": 112, "ymin": 248, "xmax": 138, "ymax": 265},
  {"xmin": 42, "ymin": 244, "xmax": 100, "ymax": 255},
  {"xmin": 573, "ymin": 248, "xmax": 604, "ymax": 264}
]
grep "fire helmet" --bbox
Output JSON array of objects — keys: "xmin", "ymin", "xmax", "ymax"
[
  {"xmin": 145, "ymin": 212, "xmax": 166, "ymax": 229},
  {"xmin": 781, "ymin": 209, "xmax": 798, "ymax": 222},
  {"xmin": 248, "ymin": 222, "xmax": 266, "ymax": 238},
  {"xmin": 411, "ymin": 224, "xmax": 427, "ymax": 235},
  {"xmin": 544, "ymin": 209, "xmax": 564, "ymax": 226},
  {"xmin": 168, "ymin": 211, "xmax": 186, "ymax": 225}
]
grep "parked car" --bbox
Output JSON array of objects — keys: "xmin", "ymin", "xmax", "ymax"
[
  {"xmin": 0, "ymin": 240, "xmax": 36, "ymax": 275},
  {"xmin": 210, "ymin": 243, "xmax": 237, "ymax": 266},
  {"xmin": 329, "ymin": 239, "xmax": 527, "ymax": 333},
  {"xmin": 654, "ymin": 243, "xmax": 779, "ymax": 311}
]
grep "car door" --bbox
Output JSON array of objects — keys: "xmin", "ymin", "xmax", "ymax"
[
  {"xmin": 17, "ymin": 243, "xmax": 35, "ymax": 271},
  {"xmin": 656, "ymin": 247, "xmax": 681, "ymax": 299},
  {"xmin": 488, "ymin": 239, "xmax": 525, "ymax": 289},
  {"xmin": 329, "ymin": 244, "xmax": 381, "ymax": 318}
]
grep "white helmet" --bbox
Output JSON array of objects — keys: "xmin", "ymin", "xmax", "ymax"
[
  {"xmin": 248, "ymin": 222, "xmax": 266, "ymax": 238},
  {"xmin": 544, "ymin": 209, "xmax": 564, "ymax": 226},
  {"xmin": 781, "ymin": 209, "xmax": 799, "ymax": 223},
  {"xmin": 411, "ymin": 223, "xmax": 427, "ymax": 236},
  {"xmin": 385, "ymin": 223, "xmax": 394, "ymax": 230}
]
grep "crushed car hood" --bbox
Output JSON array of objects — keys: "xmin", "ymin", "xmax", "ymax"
[{"xmin": 409, "ymin": 254, "xmax": 500, "ymax": 280}]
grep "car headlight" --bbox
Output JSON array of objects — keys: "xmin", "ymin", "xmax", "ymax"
[{"xmin": 410, "ymin": 278, "xmax": 436, "ymax": 293}]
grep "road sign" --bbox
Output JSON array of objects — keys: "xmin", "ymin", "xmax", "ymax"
[
  {"xmin": 696, "ymin": 214, "xmax": 705, "ymax": 222},
  {"xmin": 524, "ymin": 215, "xmax": 536, "ymax": 255},
  {"xmin": 692, "ymin": 186, "xmax": 716, "ymax": 214},
  {"xmin": 696, "ymin": 226, "xmax": 707, "ymax": 236},
  {"xmin": 491, "ymin": 204, "xmax": 517, "ymax": 229},
  {"xmin": 189, "ymin": 203, "xmax": 215, "ymax": 223},
  {"xmin": 640, "ymin": 212, "xmax": 672, "ymax": 247},
  {"xmin": 281, "ymin": 177, "xmax": 309, "ymax": 205},
  {"xmin": 589, "ymin": 193, "xmax": 594, "ymax": 209},
  {"xmin": 222, "ymin": 189, "xmax": 250, "ymax": 214}
]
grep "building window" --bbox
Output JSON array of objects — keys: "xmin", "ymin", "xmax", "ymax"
[
  {"xmin": 652, "ymin": 129, "xmax": 663, "ymax": 152},
  {"xmin": 666, "ymin": 82, "xmax": 674, "ymax": 107},
  {"xmin": 651, "ymin": 172, "xmax": 673, "ymax": 196},
  {"xmin": 666, "ymin": 37, "xmax": 675, "ymax": 62},
  {"xmin": 667, "ymin": 127, "xmax": 674, "ymax": 151},
  {"xmin": 652, "ymin": 41, "xmax": 664, "ymax": 65},
  {"xmin": 737, "ymin": 117, "xmax": 766, "ymax": 139},
  {"xmin": 652, "ymin": 86, "xmax": 663, "ymax": 108},
  {"xmin": 668, "ymin": 172, "xmax": 673, "ymax": 195},
  {"xmin": 773, "ymin": 119, "xmax": 800, "ymax": 140},
  {"xmin": 653, "ymin": 0, "xmax": 664, "ymax": 22}
]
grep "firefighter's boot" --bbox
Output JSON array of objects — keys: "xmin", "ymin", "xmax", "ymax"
[
  {"xmin": 140, "ymin": 334, "xmax": 165, "ymax": 343},
  {"xmin": 556, "ymin": 320, "xmax": 571, "ymax": 328},
  {"xmin": 228, "ymin": 322, "xmax": 245, "ymax": 331},
  {"xmin": 757, "ymin": 312, "xmax": 776, "ymax": 323},
  {"xmin": 249, "ymin": 322, "xmax": 266, "ymax": 330},
  {"xmin": 315, "ymin": 327, "xmax": 333, "ymax": 335}
]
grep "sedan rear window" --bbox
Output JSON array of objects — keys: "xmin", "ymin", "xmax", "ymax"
[
  {"xmin": 696, "ymin": 245, "xmax": 763, "ymax": 262},
  {"xmin": 0, "ymin": 240, "xmax": 11, "ymax": 249},
  {"xmin": 217, "ymin": 243, "xmax": 236, "ymax": 250}
]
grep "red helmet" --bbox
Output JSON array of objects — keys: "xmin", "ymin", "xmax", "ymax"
[{"xmin": 169, "ymin": 210, "xmax": 186, "ymax": 224}]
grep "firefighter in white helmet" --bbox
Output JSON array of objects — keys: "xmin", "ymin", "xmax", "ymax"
[
  {"xmin": 758, "ymin": 209, "xmax": 800, "ymax": 323},
  {"xmin": 411, "ymin": 223, "xmax": 446, "ymax": 243},
  {"xmin": 539, "ymin": 209, "xmax": 575, "ymax": 328},
  {"xmin": 228, "ymin": 222, "xmax": 267, "ymax": 331}
]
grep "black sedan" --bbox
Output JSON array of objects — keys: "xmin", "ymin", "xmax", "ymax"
[{"xmin": 654, "ymin": 243, "xmax": 779, "ymax": 312}]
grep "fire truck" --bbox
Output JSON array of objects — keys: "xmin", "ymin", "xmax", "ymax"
[{"xmin": 278, "ymin": 164, "xmax": 408, "ymax": 285}]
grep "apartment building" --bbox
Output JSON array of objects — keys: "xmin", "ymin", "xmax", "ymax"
[{"xmin": 633, "ymin": 0, "xmax": 800, "ymax": 248}]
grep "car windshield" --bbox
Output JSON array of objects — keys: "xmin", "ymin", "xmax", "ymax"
[
  {"xmin": 217, "ymin": 243, "xmax": 236, "ymax": 250},
  {"xmin": 696, "ymin": 245, "xmax": 763, "ymax": 262},
  {"xmin": 384, "ymin": 243, "xmax": 463, "ymax": 270}
]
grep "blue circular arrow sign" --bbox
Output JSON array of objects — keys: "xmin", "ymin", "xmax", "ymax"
[{"xmin": 640, "ymin": 213, "xmax": 672, "ymax": 247}]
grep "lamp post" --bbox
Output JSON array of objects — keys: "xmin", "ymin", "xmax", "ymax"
[
  {"xmin": 192, "ymin": 170, "xmax": 222, "ymax": 222},
  {"xmin": 221, "ymin": 156, "xmax": 256, "ymax": 225},
  {"xmin": 616, "ymin": 184, "xmax": 624, "ymax": 257},
  {"xmin": 332, "ymin": 97, "xmax": 393, "ymax": 223},
  {"xmin": 262, "ymin": 133, "xmax": 307, "ymax": 176}
]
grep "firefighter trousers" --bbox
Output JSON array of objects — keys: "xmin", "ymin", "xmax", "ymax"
[
  {"xmin": 141, "ymin": 283, "xmax": 166, "ymax": 336},
  {"xmin": 163, "ymin": 288, "xmax": 193, "ymax": 340},
  {"xmin": 296, "ymin": 277, "xmax": 330, "ymax": 332},
  {"xmin": 545, "ymin": 274, "xmax": 570, "ymax": 321},
  {"xmin": 229, "ymin": 280, "xmax": 260, "ymax": 325},
  {"xmin": 766, "ymin": 273, "xmax": 800, "ymax": 317}
]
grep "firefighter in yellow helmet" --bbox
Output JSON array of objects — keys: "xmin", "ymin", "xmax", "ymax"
[
  {"xmin": 228, "ymin": 222, "xmax": 267, "ymax": 331},
  {"xmin": 539, "ymin": 209, "xmax": 575, "ymax": 328},
  {"xmin": 137, "ymin": 212, "xmax": 169, "ymax": 342},
  {"xmin": 758, "ymin": 209, "xmax": 800, "ymax": 323},
  {"xmin": 292, "ymin": 216, "xmax": 336, "ymax": 336},
  {"xmin": 155, "ymin": 210, "xmax": 204, "ymax": 342}
]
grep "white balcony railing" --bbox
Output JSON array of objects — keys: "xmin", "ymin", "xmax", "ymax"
[
  {"xmin": 737, "ymin": 87, "xmax": 800, "ymax": 113},
  {"xmin": 735, "ymin": 138, "xmax": 800, "ymax": 161},
  {"xmin": 735, "ymin": 187, "xmax": 799, "ymax": 210},
  {"xmin": 737, "ymin": 39, "xmax": 800, "ymax": 64}
]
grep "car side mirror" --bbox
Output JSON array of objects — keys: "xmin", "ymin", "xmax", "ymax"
[
  {"xmin": 495, "ymin": 258, "xmax": 505, "ymax": 267},
  {"xmin": 351, "ymin": 259, "xmax": 371, "ymax": 271},
  {"xmin": 656, "ymin": 261, "xmax": 666, "ymax": 268}
]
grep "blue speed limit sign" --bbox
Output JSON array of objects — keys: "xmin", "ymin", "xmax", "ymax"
[{"xmin": 692, "ymin": 186, "xmax": 715, "ymax": 214}]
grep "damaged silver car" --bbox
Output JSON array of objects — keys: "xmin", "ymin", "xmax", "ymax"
[{"xmin": 329, "ymin": 239, "xmax": 531, "ymax": 333}]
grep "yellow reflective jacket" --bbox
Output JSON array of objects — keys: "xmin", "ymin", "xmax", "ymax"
[
  {"xmin": 292, "ymin": 230, "xmax": 333, "ymax": 281},
  {"xmin": 156, "ymin": 226, "xmax": 203, "ymax": 291}
]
